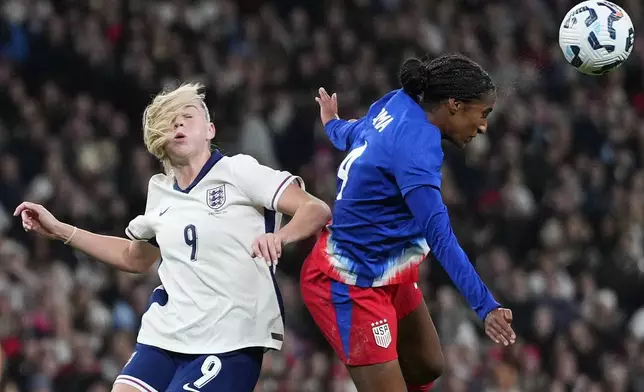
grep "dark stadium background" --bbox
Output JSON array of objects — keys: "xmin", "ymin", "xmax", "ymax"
[{"xmin": 1, "ymin": 0, "xmax": 644, "ymax": 391}]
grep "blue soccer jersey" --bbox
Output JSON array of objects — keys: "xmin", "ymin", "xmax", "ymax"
[
  {"xmin": 316, "ymin": 89, "xmax": 499, "ymax": 320},
  {"xmin": 319, "ymin": 90, "xmax": 437, "ymax": 287}
]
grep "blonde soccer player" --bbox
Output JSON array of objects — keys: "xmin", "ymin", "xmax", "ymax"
[{"xmin": 15, "ymin": 83, "xmax": 331, "ymax": 392}]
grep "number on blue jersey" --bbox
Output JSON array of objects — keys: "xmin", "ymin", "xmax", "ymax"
[{"xmin": 336, "ymin": 142, "xmax": 368, "ymax": 200}]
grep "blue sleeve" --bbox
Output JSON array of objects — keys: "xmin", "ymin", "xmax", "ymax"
[
  {"xmin": 325, "ymin": 118, "xmax": 366, "ymax": 151},
  {"xmin": 393, "ymin": 122, "xmax": 443, "ymax": 196},
  {"xmin": 405, "ymin": 185, "xmax": 500, "ymax": 320}
]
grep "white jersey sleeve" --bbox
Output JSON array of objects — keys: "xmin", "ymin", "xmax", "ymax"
[
  {"xmin": 231, "ymin": 155, "xmax": 304, "ymax": 211},
  {"xmin": 125, "ymin": 174, "xmax": 165, "ymax": 241}
]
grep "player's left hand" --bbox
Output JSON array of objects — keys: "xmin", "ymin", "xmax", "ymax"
[
  {"xmin": 251, "ymin": 233, "xmax": 284, "ymax": 267},
  {"xmin": 484, "ymin": 308, "xmax": 516, "ymax": 346}
]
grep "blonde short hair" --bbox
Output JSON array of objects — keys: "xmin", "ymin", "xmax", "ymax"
[{"xmin": 142, "ymin": 82, "xmax": 211, "ymax": 173}]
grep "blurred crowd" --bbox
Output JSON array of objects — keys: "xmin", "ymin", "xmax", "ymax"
[{"xmin": 1, "ymin": 0, "xmax": 644, "ymax": 391}]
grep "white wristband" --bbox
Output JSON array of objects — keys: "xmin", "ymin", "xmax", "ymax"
[{"xmin": 64, "ymin": 226, "xmax": 78, "ymax": 245}]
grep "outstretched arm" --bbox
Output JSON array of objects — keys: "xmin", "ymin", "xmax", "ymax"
[
  {"xmin": 392, "ymin": 118, "xmax": 515, "ymax": 346},
  {"xmin": 15, "ymin": 202, "xmax": 160, "ymax": 273},
  {"xmin": 404, "ymin": 186, "xmax": 516, "ymax": 345},
  {"xmin": 60, "ymin": 224, "xmax": 160, "ymax": 273},
  {"xmin": 405, "ymin": 186, "xmax": 498, "ymax": 318}
]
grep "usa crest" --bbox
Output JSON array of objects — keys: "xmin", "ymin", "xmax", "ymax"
[
  {"xmin": 371, "ymin": 319, "xmax": 391, "ymax": 348},
  {"xmin": 206, "ymin": 185, "xmax": 226, "ymax": 210}
]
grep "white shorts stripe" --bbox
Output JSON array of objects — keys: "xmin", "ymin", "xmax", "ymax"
[{"xmin": 114, "ymin": 375, "xmax": 159, "ymax": 392}]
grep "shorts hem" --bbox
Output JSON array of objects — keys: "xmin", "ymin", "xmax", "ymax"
[
  {"xmin": 343, "ymin": 354, "xmax": 399, "ymax": 367},
  {"xmin": 395, "ymin": 288, "xmax": 423, "ymax": 320},
  {"xmin": 114, "ymin": 375, "xmax": 159, "ymax": 392},
  {"xmin": 135, "ymin": 338, "xmax": 281, "ymax": 355}
]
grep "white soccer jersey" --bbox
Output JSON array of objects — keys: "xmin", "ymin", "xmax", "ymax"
[{"xmin": 125, "ymin": 152, "xmax": 302, "ymax": 354}]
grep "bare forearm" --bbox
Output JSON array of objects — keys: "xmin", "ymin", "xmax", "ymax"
[
  {"xmin": 277, "ymin": 200, "xmax": 331, "ymax": 245},
  {"xmin": 56, "ymin": 223, "xmax": 154, "ymax": 273}
]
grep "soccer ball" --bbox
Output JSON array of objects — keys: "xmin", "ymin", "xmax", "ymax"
[{"xmin": 559, "ymin": 1, "xmax": 635, "ymax": 75}]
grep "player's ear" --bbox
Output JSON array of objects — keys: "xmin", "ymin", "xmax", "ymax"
[
  {"xmin": 447, "ymin": 98, "xmax": 461, "ymax": 115},
  {"xmin": 207, "ymin": 123, "xmax": 216, "ymax": 141}
]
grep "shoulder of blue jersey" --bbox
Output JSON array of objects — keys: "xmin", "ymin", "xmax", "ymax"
[{"xmin": 362, "ymin": 89, "xmax": 443, "ymax": 156}]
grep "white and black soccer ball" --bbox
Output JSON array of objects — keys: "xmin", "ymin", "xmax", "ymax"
[{"xmin": 559, "ymin": 1, "xmax": 635, "ymax": 75}]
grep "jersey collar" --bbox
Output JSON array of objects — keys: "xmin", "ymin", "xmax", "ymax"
[
  {"xmin": 173, "ymin": 150, "xmax": 224, "ymax": 193},
  {"xmin": 396, "ymin": 89, "xmax": 429, "ymax": 122}
]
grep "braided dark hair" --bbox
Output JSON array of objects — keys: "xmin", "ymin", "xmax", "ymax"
[{"xmin": 399, "ymin": 53, "xmax": 495, "ymax": 104}]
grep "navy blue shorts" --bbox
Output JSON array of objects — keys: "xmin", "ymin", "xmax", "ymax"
[{"xmin": 113, "ymin": 343, "xmax": 263, "ymax": 392}]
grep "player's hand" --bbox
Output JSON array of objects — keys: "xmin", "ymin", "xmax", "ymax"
[
  {"xmin": 484, "ymin": 308, "xmax": 516, "ymax": 346},
  {"xmin": 251, "ymin": 233, "xmax": 283, "ymax": 267},
  {"xmin": 13, "ymin": 202, "xmax": 69, "ymax": 241},
  {"xmin": 315, "ymin": 87, "xmax": 339, "ymax": 126}
]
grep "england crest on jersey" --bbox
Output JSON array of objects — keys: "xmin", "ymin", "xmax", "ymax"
[
  {"xmin": 371, "ymin": 319, "xmax": 391, "ymax": 348},
  {"xmin": 206, "ymin": 185, "xmax": 226, "ymax": 210}
]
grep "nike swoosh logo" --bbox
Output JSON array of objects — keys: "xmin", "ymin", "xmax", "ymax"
[
  {"xmin": 183, "ymin": 384, "xmax": 199, "ymax": 392},
  {"xmin": 159, "ymin": 206, "xmax": 171, "ymax": 216}
]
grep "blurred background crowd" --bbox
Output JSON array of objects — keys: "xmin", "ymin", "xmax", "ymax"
[{"xmin": 1, "ymin": 0, "xmax": 644, "ymax": 391}]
